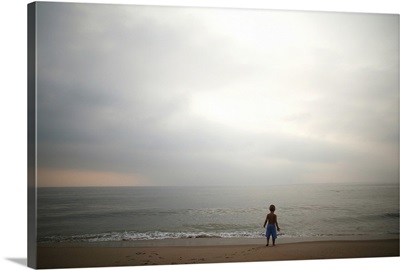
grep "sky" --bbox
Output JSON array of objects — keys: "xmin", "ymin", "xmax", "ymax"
[{"xmin": 35, "ymin": 2, "xmax": 398, "ymax": 187}]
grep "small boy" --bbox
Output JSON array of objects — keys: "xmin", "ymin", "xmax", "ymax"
[{"xmin": 263, "ymin": 204, "xmax": 280, "ymax": 246}]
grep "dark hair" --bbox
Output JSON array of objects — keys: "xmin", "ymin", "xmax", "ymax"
[{"xmin": 269, "ymin": 204, "xmax": 276, "ymax": 212}]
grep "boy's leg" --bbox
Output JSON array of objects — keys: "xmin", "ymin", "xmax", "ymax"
[
  {"xmin": 272, "ymin": 226, "xmax": 277, "ymax": 246},
  {"xmin": 266, "ymin": 237, "xmax": 269, "ymax": 246}
]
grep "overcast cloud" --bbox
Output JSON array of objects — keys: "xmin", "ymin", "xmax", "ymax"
[{"xmin": 35, "ymin": 3, "xmax": 398, "ymax": 187}]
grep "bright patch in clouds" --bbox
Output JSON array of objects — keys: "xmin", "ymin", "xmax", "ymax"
[{"xmin": 190, "ymin": 89, "xmax": 295, "ymax": 134}]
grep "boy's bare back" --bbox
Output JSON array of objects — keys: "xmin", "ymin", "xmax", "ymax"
[{"xmin": 266, "ymin": 213, "xmax": 277, "ymax": 225}]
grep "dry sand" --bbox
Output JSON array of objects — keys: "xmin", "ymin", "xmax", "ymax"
[{"xmin": 37, "ymin": 239, "xmax": 399, "ymax": 269}]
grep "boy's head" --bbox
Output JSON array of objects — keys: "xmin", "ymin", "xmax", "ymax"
[{"xmin": 269, "ymin": 204, "xmax": 275, "ymax": 212}]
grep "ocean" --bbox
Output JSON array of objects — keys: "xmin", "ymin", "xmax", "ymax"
[{"xmin": 37, "ymin": 183, "xmax": 399, "ymax": 244}]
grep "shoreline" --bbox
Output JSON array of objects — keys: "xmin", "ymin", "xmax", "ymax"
[
  {"xmin": 38, "ymin": 234, "xmax": 399, "ymax": 247},
  {"xmin": 37, "ymin": 238, "xmax": 399, "ymax": 269}
]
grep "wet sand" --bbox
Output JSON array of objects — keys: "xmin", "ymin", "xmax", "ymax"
[{"xmin": 36, "ymin": 238, "xmax": 399, "ymax": 269}]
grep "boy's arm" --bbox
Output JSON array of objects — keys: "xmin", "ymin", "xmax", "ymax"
[
  {"xmin": 263, "ymin": 215, "xmax": 268, "ymax": 227},
  {"xmin": 276, "ymin": 215, "xmax": 280, "ymax": 231}
]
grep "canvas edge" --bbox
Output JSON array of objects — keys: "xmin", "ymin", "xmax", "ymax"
[{"xmin": 27, "ymin": 2, "xmax": 37, "ymax": 269}]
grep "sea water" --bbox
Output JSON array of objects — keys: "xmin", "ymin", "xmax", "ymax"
[{"xmin": 37, "ymin": 183, "xmax": 399, "ymax": 243}]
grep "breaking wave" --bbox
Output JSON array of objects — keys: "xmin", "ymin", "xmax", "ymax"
[{"xmin": 38, "ymin": 230, "xmax": 267, "ymax": 243}]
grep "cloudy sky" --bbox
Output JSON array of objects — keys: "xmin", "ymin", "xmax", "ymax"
[{"xmin": 35, "ymin": 2, "xmax": 398, "ymax": 187}]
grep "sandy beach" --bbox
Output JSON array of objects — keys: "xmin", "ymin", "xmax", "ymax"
[{"xmin": 36, "ymin": 238, "xmax": 399, "ymax": 269}]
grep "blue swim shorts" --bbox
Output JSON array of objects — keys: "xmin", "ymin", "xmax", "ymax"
[{"xmin": 266, "ymin": 224, "xmax": 277, "ymax": 239}]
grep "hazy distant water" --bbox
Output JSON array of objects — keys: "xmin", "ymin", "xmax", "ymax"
[{"xmin": 37, "ymin": 183, "xmax": 399, "ymax": 243}]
